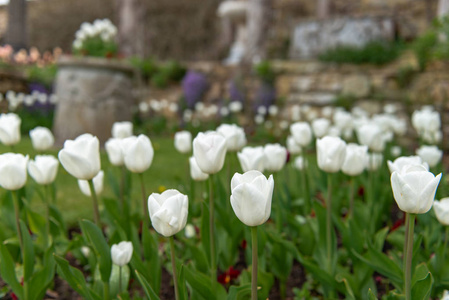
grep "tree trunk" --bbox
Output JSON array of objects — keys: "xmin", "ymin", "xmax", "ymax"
[
  {"xmin": 242, "ymin": 0, "xmax": 273, "ymax": 64},
  {"xmin": 6, "ymin": 0, "xmax": 27, "ymax": 50},
  {"xmin": 316, "ymin": 0, "xmax": 330, "ymax": 20},
  {"xmin": 116, "ymin": 0, "xmax": 149, "ymax": 58}
]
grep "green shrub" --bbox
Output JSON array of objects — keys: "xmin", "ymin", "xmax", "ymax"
[
  {"xmin": 412, "ymin": 31, "xmax": 437, "ymax": 71},
  {"xmin": 396, "ymin": 66, "xmax": 418, "ymax": 88},
  {"xmin": 319, "ymin": 41, "xmax": 405, "ymax": 65},
  {"xmin": 333, "ymin": 94, "xmax": 357, "ymax": 110},
  {"xmin": 73, "ymin": 37, "xmax": 118, "ymax": 58},
  {"xmin": 254, "ymin": 60, "xmax": 276, "ymax": 83},
  {"xmin": 27, "ymin": 64, "xmax": 58, "ymax": 89},
  {"xmin": 129, "ymin": 56, "xmax": 159, "ymax": 79},
  {"xmin": 159, "ymin": 60, "xmax": 186, "ymax": 82}
]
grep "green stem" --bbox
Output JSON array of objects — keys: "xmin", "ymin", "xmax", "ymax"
[
  {"xmin": 139, "ymin": 173, "xmax": 147, "ymax": 219},
  {"xmin": 103, "ymin": 281, "xmax": 110, "ymax": 300},
  {"xmin": 119, "ymin": 266, "xmax": 122, "ymax": 294},
  {"xmin": 326, "ymin": 173, "xmax": 333, "ymax": 274},
  {"xmin": 301, "ymin": 152, "xmax": 310, "ymax": 214},
  {"xmin": 45, "ymin": 184, "xmax": 50, "ymax": 249},
  {"xmin": 403, "ymin": 213, "xmax": 409, "ymax": 274},
  {"xmin": 87, "ymin": 179, "xmax": 100, "ymax": 227},
  {"xmin": 169, "ymin": 237, "xmax": 180, "ymax": 300},
  {"xmin": 251, "ymin": 226, "xmax": 258, "ymax": 300},
  {"xmin": 348, "ymin": 177, "xmax": 354, "ymax": 218},
  {"xmin": 209, "ymin": 175, "xmax": 216, "ymax": 286},
  {"xmin": 120, "ymin": 165, "xmax": 126, "ymax": 210},
  {"xmin": 405, "ymin": 213, "xmax": 415, "ymax": 300},
  {"xmin": 12, "ymin": 191, "xmax": 23, "ymax": 251}
]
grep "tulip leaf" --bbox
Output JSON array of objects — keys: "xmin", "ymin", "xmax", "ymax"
[
  {"xmin": 411, "ymin": 264, "xmax": 433, "ymax": 300},
  {"xmin": 182, "ymin": 265, "xmax": 214, "ymax": 299},
  {"xmin": 226, "ymin": 284, "xmax": 251, "ymax": 300},
  {"xmin": 368, "ymin": 288, "xmax": 378, "ymax": 300},
  {"xmin": 178, "ymin": 264, "xmax": 188, "ymax": 300},
  {"xmin": 49, "ymin": 204, "xmax": 67, "ymax": 236},
  {"xmin": 108, "ymin": 264, "xmax": 130, "ymax": 297},
  {"xmin": 135, "ymin": 270, "xmax": 161, "ymax": 300},
  {"xmin": 27, "ymin": 245, "xmax": 56, "ymax": 300},
  {"xmin": 200, "ymin": 201, "xmax": 211, "ymax": 267},
  {"xmin": 20, "ymin": 220, "xmax": 35, "ymax": 282},
  {"xmin": 184, "ymin": 240, "xmax": 209, "ymax": 274},
  {"xmin": 54, "ymin": 254, "xmax": 101, "ymax": 300},
  {"xmin": 351, "ymin": 242, "xmax": 403, "ymax": 287},
  {"xmin": 79, "ymin": 220, "xmax": 112, "ymax": 284},
  {"xmin": 0, "ymin": 244, "xmax": 23, "ymax": 299}
]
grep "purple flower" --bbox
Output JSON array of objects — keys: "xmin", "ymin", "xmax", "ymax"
[{"xmin": 182, "ymin": 71, "xmax": 208, "ymax": 109}]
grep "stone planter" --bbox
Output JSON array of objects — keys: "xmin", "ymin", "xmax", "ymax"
[{"xmin": 53, "ymin": 56, "xmax": 135, "ymax": 145}]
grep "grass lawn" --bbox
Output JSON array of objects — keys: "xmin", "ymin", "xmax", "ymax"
[{"xmin": 0, "ymin": 135, "xmax": 189, "ymax": 227}]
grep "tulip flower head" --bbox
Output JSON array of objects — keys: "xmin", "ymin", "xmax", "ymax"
[
  {"xmin": 148, "ymin": 189, "xmax": 189, "ymax": 237},
  {"xmin": 237, "ymin": 146, "xmax": 265, "ymax": 173},
  {"xmin": 110, "ymin": 241, "xmax": 133, "ymax": 267},
  {"xmin": 78, "ymin": 170, "xmax": 104, "ymax": 196},
  {"xmin": 387, "ymin": 156, "xmax": 429, "ymax": 174},
  {"xmin": 58, "ymin": 134, "xmax": 101, "ymax": 180},
  {"xmin": 391, "ymin": 164, "xmax": 441, "ymax": 214},
  {"xmin": 0, "ymin": 113, "xmax": 21, "ymax": 146},
  {"xmin": 189, "ymin": 156, "xmax": 209, "ymax": 181},
  {"xmin": 230, "ymin": 170, "xmax": 274, "ymax": 227},
  {"xmin": 121, "ymin": 134, "xmax": 154, "ymax": 173},
  {"xmin": 111, "ymin": 121, "xmax": 133, "ymax": 139},
  {"xmin": 286, "ymin": 135, "xmax": 302, "ymax": 155},
  {"xmin": 0, "ymin": 153, "xmax": 28, "ymax": 190},
  {"xmin": 29, "ymin": 126, "xmax": 54, "ymax": 151},
  {"xmin": 316, "ymin": 136, "xmax": 346, "ymax": 173},
  {"xmin": 174, "ymin": 131, "xmax": 192, "ymax": 154},
  {"xmin": 290, "ymin": 122, "xmax": 312, "ymax": 147},
  {"xmin": 416, "ymin": 145, "xmax": 443, "ymax": 168},
  {"xmin": 28, "ymin": 155, "xmax": 59, "ymax": 185},
  {"xmin": 433, "ymin": 198, "xmax": 449, "ymax": 226},
  {"xmin": 312, "ymin": 118, "xmax": 330, "ymax": 138},
  {"xmin": 263, "ymin": 144, "xmax": 287, "ymax": 172},
  {"xmin": 341, "ymin": 143, "xmax": 368, "ymax": 176},
  {"xmin": 105, "ymin": 138, "xmax": 124, "ymax": 166},
  {"xmin": 294, "ymin": 156, "xmax": 307, "ymax": 171},
  {"xmin": 193, "ymin": 131, "xmax": 227, "ymax": 174},
  {"xmin": 216, "ymin": 124, "xmax": 247, "ymax": 152},
  {"xmin": 357, "ymin": 123, "xmax": 385, "ymax": 152}
]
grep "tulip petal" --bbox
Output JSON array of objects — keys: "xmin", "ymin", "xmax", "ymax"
[
  {"xmin": 231, "ymin": 183, "xmax": 268, "ymax": 226},
  {"xmin": 59, "ymin": 150, "xmax": 96, "ymax": 180}
]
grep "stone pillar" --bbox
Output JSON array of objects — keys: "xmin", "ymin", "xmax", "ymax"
[{"xmin": 53, "ymin": 56, "xmax": 135, "ymax": 145}]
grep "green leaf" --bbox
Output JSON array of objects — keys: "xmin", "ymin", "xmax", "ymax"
[
  {"xmin": 20, "ymin": 220, "xmax": 35, "ymax": 282},
  {"xmin": 54, "ymin": 254, "xmax": 101, "ymax": 300},
  {"xmin": 49, "ymin": 204, "xmax": 67, "ymax": 236},
  {"xmin": 226, "ymin": 284, "xmax": 251, "ymax": 300},
  {"xmin": 411, "ymin": 268, "xmax": 433, "ymax": 300},
  {"xmin": 109, "ymin": 264, "xmax": 130, "ymax": 297},
  {"xmin": 0, "ymin": 244, "xmax": 23, "ymax": 299},
  {"xmin": 182, "ymin": 266, "xmax": 213, "ymax": 299},
  {"xmin": 178, "ymin": 265, "xmax": 188, "ymax": 300},
  {"xmin": 335, "ymin": 274, "xmax": 356, "ymax": 300},
  {"xmin": 368, "ymin": 288, "xmax": 377, "ymax": 300},
  {"xmin": 135, "ymin": 270, "xmax": 161, "ymax": 300},
  {"xmin": 200, "ymin": 201, "xmax": 211, "ymax": 267},
  {"xmin": 27, "ymin": 246, "xmax": 56, "ymax": 300},
  {"xmin": 80, "ymin": 220, "xmax": 112, "ymax": 284}
]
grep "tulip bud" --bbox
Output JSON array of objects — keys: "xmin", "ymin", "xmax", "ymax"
[
  {"xmin": 0, "ymin": 113, "xmax": 21, "ymax": 146},
  {"xmin": 122, "ymin": 134, "xmax": 154, "ymax": 173},
  {"xmin": 294, "ymin": 156, "xmax": 307, "ymax": 170},
  {"xmin": 433, "ymin": 198, "xmax": 449, "ymax": 225},
  {"xmin": 0, "ymin": 153, "xmax": 28, "ymax": 190},
  {"xmin": 174, "ymin": 131, "xmax": 192, "ymax": 154},
  {"xmin": 112, "ymin": 121, "xmax": 133, "ymax": 139},
  {"xmin": 387, "ymin": 156, "xmax": 429, "ymax": 174},
  {"xmin": 237, "ymin": 146, "xmax": 265, "ymax": 173},
  {"xmin": 189, "ymin": 156, "xmax": 209, "ymax": 181},
  {"xmin": 263, "ymin": 144, "xmax": 287, "ymax": 172},
  {"xmin": 312, "ymin": 118, "xmax": 330, "ymax": 138},
  {"xmin": 110, "ymin": 241, "xmax": 133, "ymax": 266},
  {"xmin": 290, "ymin": 122, "xmax": 312, "ymax": 147},
  {"xmin": 148, "ymin": 189, "xmax": 189, "ymax": 237},
  {"xmin": 286, "ymin": 135, "xmax": 302, "ymax": 155},
  {"xmin": 78, "ymin": 171, "xmax": 104, "ymax": 196},
  {"xmin": 28, "ymin": 155, "xmax": 59, "ymax": 185},
  {"xmin": 29, "ymin": 126, "xmax": 54, "ymax": 151},
  {"xmin": 184, "ymin": 224, "xmax": 196, "ymax": 238},
  {"xmin": 316, "ymin": 136, "xmax": 346, "ymax": 173},
  {"xmin": 58, "ymin": 133, "xmax": 101, "ymax": 180},
  {"xmin": 390, "ymin": 146, "xmax": 402, "ymax": 158},
  {"xmin": 357, "ymin": 123, "xmax": 385, "ymax": 152},
  {"xmin": 105, "ymin": 138, "xmax": 124, "ymax": 166},
  {"xmin": 230, "ymin": 170, "xmax": 274, "ymax": 227},
  {"xmin": 341, "ymin": 144, "xmax": 367, "ymax": 176},
  {"xmin": 193, "ymin": 132, "xmax": 227, "ymax": 174},
  {"xmin": 391, "ymin": 165, "xmax": 441, "ymax": 214},
  {"xmin": 216, "ymin": 124, "xmax": 246, "ymax": 152},
  {"xmin": 416, "ymin": 145, "xmax": 443, "ymax": 168}
]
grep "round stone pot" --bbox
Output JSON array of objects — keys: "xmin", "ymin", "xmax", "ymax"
[{"xmin": 53, "ymin": 56, "xmax": 135, "ymax": 145}]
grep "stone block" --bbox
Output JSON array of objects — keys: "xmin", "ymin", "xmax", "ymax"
[{"xmin": 342, "ymin": 75, "xmax": 370, "ymax": 98}]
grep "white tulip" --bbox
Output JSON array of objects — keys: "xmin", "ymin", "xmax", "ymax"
[
  {"xmin": 365, "ymin": 153, "xmax": 383, "ymax": 171},
  {"xmin": 112, "ymin": 121, "xmax": 133, "ymax": 139},
  {"xmin": 148, "ymin": 189, "xmax": 189, "ymax": 237},
  {"xmin": 58, "ymin": 133, "xmax": 101, "ymax": 180},
  {"xmin": 312, "ymin": 118, "xmax": 330, "ymax": 138},
  {"xmin": 29, "ymin": 127, "xmax": 54, "ymax": 151},
  {"xmin": 230, "ymin": 170, "xmax": 274, "ymax": 227},
  {"xmin": 216, "ymin": 124, "xmax": 246, "ymax": 152},
  {"xmin": 237, "ymin": 146, "xmax": 265, "ymax": 173},
  {"xmin": 290, "ymin": 122, "xmax": 312, "ymax": 147},
  {"xmin": 286, "ymin": 135, "xmax": 302, "ymax": 155},
  {"xmin": 294, "ymin": 156, "xmax": 307, "ymax": 171},
  {"xmin": 0, "ymin": 113, "xmax": 21, "ymax": 146},
  {"xmin": 193, "ymin": 131, "xmax": 227, "ymax": 174},
  {"xmin": 122, "ymin": 135, "xmax": 154, "ymax": 173},
  {"xmin": 0, "ymin": 153, "xmax": 28, "ymax": 190},
  {"xmin": 174, "ymin": 131, "xmax": 192, "ymax": 154},
  {"xmin": 416, "ymin": 145, "xmax": 443, "ymax": 168},
  {"xmin": 28, "ymin": 155, "xmax": 58, "ymax": 185},
  {"xmin": 357, "ymin": 123, "xmax": 385, "ymax": 152},
  {"xmin": 189, "ymin": 156, "xmax": 209, "ymax": 181},
  {"xmin": 391, "ymin": 164, "xmax": 441, "ymax": 214},
  {"xmin": 316, "ymin": 136, "xmax": 346, "ymax": 173},
  {"xmin": 433, "ymin": 198, "xmax": 449, "ymax": 225},
  {"xmin": 105, "ymin": 138, "xmax": 124, "ymax": 166},
  {"xmin": 110, "ymin": 241, "xmax": 133, "ymax": 267},
  {"xmin": 263, "ymin": 144, "xmax": 287, "ymax": 172},
  {"xmin": 387, "ymin": 156, "xmax": 429, "ymax": 174},
  {"xmin": 341, "ymin": 144, "xmax": 368, "ymax": 176}
]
